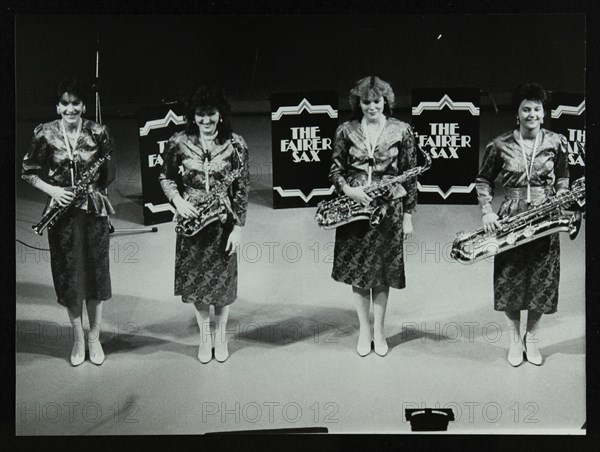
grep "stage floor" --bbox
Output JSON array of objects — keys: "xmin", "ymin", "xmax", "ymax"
[{"xmin": 15, "ymin": 119, "xmax": 586, "ymax": 435}]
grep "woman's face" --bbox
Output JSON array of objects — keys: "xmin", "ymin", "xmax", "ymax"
[
  {"xmin": 57, "ymin": 92, "xmax": 84, "ymax": 126},
  {"xmin": 517, "ymin": 99, "xmax": 544, "ymax": 132},
  {"xmin": 360, "ymin": 95, "xmax": 385, "ymax": 123},
  {"xmin": 195, "ymin": 107, "xmax": 220, "ymax": 136}
]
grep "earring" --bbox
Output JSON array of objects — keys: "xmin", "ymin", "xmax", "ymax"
[
  {"xmin": 57, "ymin": 108, "xmax": 61, "ymax": 115},
  {"xmin": 540, "ymin": 118, "xmax": 544, "ymax": 124},
  {"xmin": 219, "ymin": 118, "xmax": 223, "ymax": 123},
  {"xmin": 82, "ymin": 106, "xmax": 86, "ymax": 114},
  {"xmin": 516, "ymin": 118, "xmax": 520, "ymax": 126}
]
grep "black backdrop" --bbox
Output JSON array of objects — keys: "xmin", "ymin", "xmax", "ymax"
[{"xmin": 15, "ymin": 15, "xmax": 585, "ymax": 119}]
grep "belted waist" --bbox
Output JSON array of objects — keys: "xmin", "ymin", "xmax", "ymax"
[{"xmin": 505, "ymin": 186, "xmax": 554, "ymax": 201}]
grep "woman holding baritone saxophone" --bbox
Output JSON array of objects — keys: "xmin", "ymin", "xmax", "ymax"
[
  {"xmin": 329, "ymin": 76, "xmax": 419, "ymax": 357},
  {"xmin": 159, "ymin": 85, "xmax": 249, "ymax": 364},
  {"xmin": 21, "ymin": 77, "xmax": 116, "ymax": 366},
  {"xmin": 476, "ymin": 82, "xmax": 570, "ymax": 367}
]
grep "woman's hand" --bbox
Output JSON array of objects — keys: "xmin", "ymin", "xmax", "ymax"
[
  {"xmin": 48, "ymin": 186, "xmax": 76, "ymax": 207},
  {"xmin": 402, "ymin": 213, "xmax": 413, "ymax": 240},
  {"xmin": 343, "ymin": 185, "xmax": 372, "ymax": 205},
  {"xmin": 173, "ymin": 196, "xmax": 199, "ymax": 219},
  {"xmin": 482, "ymin": 212, "xmax": 501, "ymax": 234},
  {"xmin": 226, "ymin": 225, "xmax": 241, "ymax": 256}
]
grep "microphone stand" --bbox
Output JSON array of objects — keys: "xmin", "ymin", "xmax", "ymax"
[{"xmin": 94, "ymin": 32, "xmax": 157, "ymax": 235}]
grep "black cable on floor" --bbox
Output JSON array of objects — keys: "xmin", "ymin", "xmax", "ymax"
[{"xmin": 16, "ymin": 239, "xmax": 49, "ymax": 252}]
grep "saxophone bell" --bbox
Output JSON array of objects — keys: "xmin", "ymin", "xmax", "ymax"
[
  {"xmin": 32, "ymin": 218, "xmax": 51, "ymax": 236},
  {"xmin": 369, "ymin": 204, "xmax": 387, "ymax": 227}
]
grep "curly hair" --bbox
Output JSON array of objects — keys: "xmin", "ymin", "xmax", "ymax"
[
  {"xmin": 184, "ymin": 85, "xmax": 233, "ymax": 144},
  {"xmin": 511, "ymin": 82, "xmax": 549, "ymax": 113},
  {"xmin": 348, "ymin": 76, "xmax": 395, "ymax": 120},
  {"xmin": 56, "ymin": 77, "xmax": 88, "ymax": 105}
]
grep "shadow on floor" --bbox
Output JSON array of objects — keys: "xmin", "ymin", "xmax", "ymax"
[
  {"xmin": 541, "ymin": 336, "xmax": 585, "ymax": 357},
  {"xmin": 16, "ymin": 317, "xmax": 196, "ymax": 363}
]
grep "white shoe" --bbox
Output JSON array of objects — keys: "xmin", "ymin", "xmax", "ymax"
[
  {"xmin": 214, "ymin": 342, "xmax": 229, "ymax": 363},
  {"xmin": 373, "ymin": 337, "xmax": 389, "ymax": 357},
  {"xmin": 508, "ymin": 340, "xmax": 524, "ymax": 367},
  {"xmin": 524, "ymin": 334, "xmax": 542, "ymax": 366},
  {"xmin": 356, "ymin": 330, "xmax": 372, "ymax": 357},
  {"xmin": 70, "ymin": 341, "xmax": 85, "ymax": 366},
  {"xmin": 198, "ymin": 333, "xmax": 213, "ymax": 363},
  {"xmin": 88, "ymin": 340, "xmax": 105, "ymax": 366}
]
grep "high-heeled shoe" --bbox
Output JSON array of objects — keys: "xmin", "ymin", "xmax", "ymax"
[
  {"xmin": 356, "ymin": 330, "xmax": 372, "ymax": 357},
  {"xmin": 198, "ymin": 334, "xmax": 213, "ymax": 363},
  {"xmin": 214, "ymin": 342, "xmax": 229, "ymax": 363},
  {"xmin": 524, "ymin": 333, "xmax": 542, "ymax": 366},
  {"xmin": 70, "ymin": 341, "xmax": 85, "ymax": 366},
  {"xmin": 88, "ymin": 340, "xmax": 105, "ymax": 366},
  {"xmin": 373, "ymin": 337, "xmax": 389, "ymax": 357},
  {"xmin": 507, "ymin": 340, "xmax": 524, "ymax": 367},
  {"xmin": 198, "ymin": 341, "xmax": 212, "ymax": 363}
]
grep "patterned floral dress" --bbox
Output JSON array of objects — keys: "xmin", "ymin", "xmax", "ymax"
[
  {"xmin": 159, "ymin": 131, "xmax": 249, "ymax": 306},
  {"xmin": 329, "ymin": 118, "xmax": 417, "ymax": 289},
  {"xmin": 21, "ymin": 119, "xmax": 116, "ymax": 307},
  {"xmin": 476, "ymin": 128, "xmax": 570, "ymax": 314}
]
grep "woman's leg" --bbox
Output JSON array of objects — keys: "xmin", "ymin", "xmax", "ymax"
[
  {"xmin": 505, "ymin": 309, "xmax": 524, "ymax": 366},
  {"xmin": 524, "ymin": 310, "xmax": 543, "ymax": 365},
  {"xmin": 194, "ymin": 302, "xmax": 212, "ymax": 363},
  {"xmin": 214, "ymin": 305, "xmax": 230, "ymax": 362},
  {"xmin": 86, "ymin": 298, "xmax": 105, "ymax": 364},
  {"xmin": 66, "ymin": 303, "xmax": 85, "ymax": 366},
  {"xmin": 352, "ymin": 286, "xmax": 372, "ymax": 356},
  {"xmin": 372, "ymin": 285, "xmax": 390, "ymax": 356}
]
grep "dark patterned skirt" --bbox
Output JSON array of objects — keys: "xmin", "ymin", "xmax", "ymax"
[
  {"xmin": 493, "ymin": 233, "xmax": 560, "ymax": 314},
  {"xmin": 174, "ymin": 221, "xmax": 237, "ymax": 306},
  {"xmin": 47, "ymin": 207, "xmax": 112, "ymax": 308},
  {"xmin": 331, "ymin": 199, "xmax": 405, "ymax": 289}
]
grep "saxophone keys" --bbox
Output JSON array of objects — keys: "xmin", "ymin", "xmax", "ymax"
[
  {"xmin": 523, "ymin": 225, "xmax": 535, "ymax": 238},
  {"xmin": 506, "ymin": 232, "xmax": 518, "ymax": 245}
]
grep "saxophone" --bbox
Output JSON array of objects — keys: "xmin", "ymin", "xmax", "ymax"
[
  {"xmin": 314, "ymin": 128, "xmax": 432, "ymax": 229},
  {"xmin": 32, "ymin": 151, "xmax": 112, "ymax": 236},
  {"xmin": 174, "ymin": 138, "xmax": 243, "ymax": 237},
  {"xmin": 450, "ymin": 177, "xmax": 585, "ymax": 263}
]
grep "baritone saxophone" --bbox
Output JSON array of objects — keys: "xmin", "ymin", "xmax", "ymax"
[{"xmin": 450, "ymin": 177, "xmax": 585, "ymax": 263}]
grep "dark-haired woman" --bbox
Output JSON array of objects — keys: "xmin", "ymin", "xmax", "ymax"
[
  {"xmin": 329, "ymin": 76, "xmax": 418, "ymax": 357},
  {"xmin": 21, "ymin": 77, "xmax": 116, "ymax": 366},
  {"xmin": 476, "ymin": 82, "xmax": 570, "ymax": 367},
  {"xmin": 160, "ymin": 85, "xmax": 249, "ymax": 364}
]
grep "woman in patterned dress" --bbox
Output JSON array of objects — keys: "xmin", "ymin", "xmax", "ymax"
[
  {"xmin": 476, "ymin": 82, "xmax": 570, "ymax": 366},
  {"xmin": 160, "ymin": 85, "xmax": 249, "ymax": 363},
  {"xmin": 21, "ymin": 77, "xmax": 116, "ymax": 366},
  {"xmin": 329, "ymin": 76, "xmax": 418, "ymax": 357}
]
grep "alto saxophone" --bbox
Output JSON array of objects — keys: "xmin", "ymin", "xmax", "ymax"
[
  {"xmin": 315, "ymin": 128, "xmax": 432, "ymax": 229},
  {"xmin": 32, "ymin": 151, "xmax": 112, "ymax": 236},
  {"xmin": 450, "ymin": 177, "xmax": 585, "ymax": 263},
  {"xmin": 175, "ymin": 138, "xmax": 243, "ymax": 237}
]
